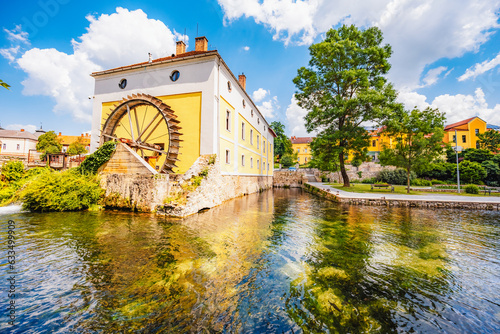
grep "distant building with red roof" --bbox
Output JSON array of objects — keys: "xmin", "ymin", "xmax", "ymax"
[
  {"xmin": 290, "ymin": 136, "xmax": 314, "ymax": 164},
  {"xmin": 443, "ymin": 116, "xmax": 487, "ymax": 149}
]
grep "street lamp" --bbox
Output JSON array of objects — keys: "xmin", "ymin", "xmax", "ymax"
[{"xmin": 454, "ymin": 129, "xmax": 463, "ymax": 193}]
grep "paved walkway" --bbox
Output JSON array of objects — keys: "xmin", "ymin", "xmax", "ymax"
[{"xmin": 307, "ymin": 182, "xmax": 500, "ymax": 203}]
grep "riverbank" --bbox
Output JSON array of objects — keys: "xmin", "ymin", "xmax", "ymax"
[{"xmin": 305, "ymin": 182, "xmax": 500, "ymax": 211}]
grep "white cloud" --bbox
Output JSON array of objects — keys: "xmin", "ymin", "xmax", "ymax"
[
  {"xmin": 422, "ymin": 66, "xmax": 448, "ymax": 87},
  {"xmin": 0, "ymin": 46, "xmax": 20, "ymax": 62},
  {"xmin": 217, "ymin": 0, "xmax": 499, "ymax": 89},
  {"xmin": 16, "ymin": 7, "xmax": 179, "ymax": 123},
  {"xmin": 458, "ymin": 52, "xmax": 500, "ymax": 81},
  {"xmin": 6, "ymin": 124, "xmax": 37, "ymax": 133},
  {"xmin": 243, "ymin": 46, "xmax": 250, "ymax": 51},
  {"xmin": 4, "ymin": 25, "xmax": 29, "ymax": 44},
  {"xmin": 258, "ymin": 95, "xmax": 279, "ymax": 119},
  {"xmin": 252, "ymin": 88, "xmax": 269, "ymax": 102},
  {"xmin": 398, "ymin": 88, "xmax": 500, "ymax": 125},
  {"xmin": 285, "ymin": 96, "xmax": 310, "ymax": 136}
]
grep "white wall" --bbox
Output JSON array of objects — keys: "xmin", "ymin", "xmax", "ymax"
[{"xmin": 0, "ymin": 138, "xmax": 37, "ymax": 156}]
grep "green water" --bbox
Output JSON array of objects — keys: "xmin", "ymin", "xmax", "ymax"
[{"xmin": 1, "ymin": 189, "xmax": 499, "ymax": 333}]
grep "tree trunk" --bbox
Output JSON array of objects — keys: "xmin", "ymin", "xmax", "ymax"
[
  {"xmin": 407, "ymin": 168, "xmax": 411, "ymax": 194},
  {"xmin": 339, "ymin": 152, "xmax": 350, "ymax": 187}
]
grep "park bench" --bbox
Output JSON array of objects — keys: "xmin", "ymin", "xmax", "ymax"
[
  {"xmin": 371, "ymin": 184, "xmax": 395, "ymax": 192},
  {"xmin": 482, "ymin": 187, "xmax": 499, "ymax": 196}
]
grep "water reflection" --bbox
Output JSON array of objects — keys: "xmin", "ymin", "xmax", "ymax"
[{"xmin": 0, "ymin": 189, "xmax": 499, "ymax": 333}]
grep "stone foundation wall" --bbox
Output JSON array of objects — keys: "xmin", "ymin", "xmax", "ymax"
[
  {"xmin": 273, "ymin": 171, "xmax": 307, "ymax": 188},
  {"xmin": 326, "ymin": 162, "xmax": 396, "ymax": 183},
  {"xmin": 303, "ymin": 183, "xmax": 500, "ymax": 211}
]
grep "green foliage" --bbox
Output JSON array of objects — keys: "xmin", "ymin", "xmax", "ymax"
[
  {"xmin": 351, "ymin": 159, "xmax": 362, "ymax": 168},
  {"xmin": 270, "ymin": 121, "xmax": 293, "ymax": 159},
  {"xmin": 445, "ymin": 146, "xmax": 465, "ymax": 163},
  {"xmin": 465, "ymin": 185, "xmax": 479, "ymax": 194},
  {"xmin": 380, "ymin": 106, "xmax": 446, "ymax": 193},
  {"xmin": 1, "ymin": 160, "xmax": 25, "ymax": 182},
  {"xmin": 199, "ymin": 167, "xmax": 209, "ymax": 178},
  {"xmin": 293, "ymin": 25, "xmax": 398, "ymax": 186},
  {"xmin": 36, "ymin": 131, "xmax": 62, "ymax": 157},
  {"xmin": 377, "ymin": 168, "xmax": 416, "ymax": 185},
  {"xmin": 68, "ymin": 137, "xmax": 87, "ymax": 156},
  {"xmin": 411, "ymin": 178, "xmax": 432, "ymax": 186},
  {"xmin": 418, "ymin": 162, "xmax": 456, "ymax": 181},
  {"xmin": 308, "ymin": 135, "xmax": 340, "ymax": 172},
  {"xmin": 0, "ymin": 79, "xmax": 10, "ymax": 90},
  {"xmin": 208, "ymin": 154, "xmax": 216, "ymax": 165},
  {"xmin": 458, "ymin": 160, "xmax": 486, "ymax": 184},
  {"xmin": 361, "ymin": 177, "xmax": 376, "ymax": 184},
  {"xmin": 20, "ymin": 170, "xmax": 103, "ymax": 212},
  {"xmin": 431, "ymin": 179, "xmax": 446, "ymax": 185},
  {"xmin": 463, "ymin": 148, "xmax": 494, "ymax": 163},
  {"xmin": 477, "ymin": 130, "xmax": 500, "ymax": 152},
  {"xmin": 77, "ymin": 141, "xmax": 116, "ymax": 174},
  {"xmin": 280, "ymin": 154, "xmax": 295, "ymax": 168},
  {"xmin": 481, "ymin": 160, "xmax": 500, "ymax": 186}
]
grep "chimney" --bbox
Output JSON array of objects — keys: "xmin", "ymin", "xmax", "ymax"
[
  {"xmin": 238, "ymin": 74, "xmax": 246, "ymax": 90},
  {"xmin": 59, "ymin": 132, "xmax": 61, "ymax": 136},
  {"xmin": 195, "ymin": 36, "xmax": 208, "ymax": 52},
  {"xmin": 20, "ymin": 129, "xmax": 24, "ymax": 132},
  {"xmin": 176, "ymin": 41, "xmax": 186, "ymax": 55}
]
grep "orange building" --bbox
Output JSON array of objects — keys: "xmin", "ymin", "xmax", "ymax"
[
  {"xmin": 443, "ymin": 117, "xmax": 487, "ymax": 149},
  {"xmin": 56, "ymin": 132, "xmax": 91, "ymax": 153},
  {"xmin": 290, "ymin": 136, "xmax": 314, "ymax": 165}
]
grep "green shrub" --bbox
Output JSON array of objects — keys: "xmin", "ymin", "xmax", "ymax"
[
  {"xmin": 465, "ymin": 185, "xmax": 479, "ymax": 194},
  {"xmin": 1, "ymin": 160, "xmax": 25, "ymax": 182},
  {"xmin": 280, "ymin": 154, "xmax": 295, "ymax": 168},
  {"xmin": 431, "ymin": 179, "xmax": 446, "ymax": 185},
  {"xmin": 377, "ymin": 168, "xmax": 416, "ymax": 185},
  {"xmin": 411, "ymin": 178, "xmax": 432, "ymax": 186},
  {"xmin": 199, "ymin": 167, "xmax": 209, "ymax": 178},
  {"xmin": 361, "ymin": 177, "xmax": 376, "ymax": 184},
  {"xmin": 77, "ymin": 141, "xmax": 116, "ymax": 174},
  {"xmin": 458, "ymin": 160, "xmax": 487, "ymax": 184},
  {"xmin": 418, "ymin": 162, "xmax": 455, "ymax": 181},
  {"xmin": 20, "ymin": 170, "xmax": 103, "ymax": 212}
]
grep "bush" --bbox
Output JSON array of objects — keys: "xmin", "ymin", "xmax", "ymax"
[
  {"xmin": 1, "ymin": 161, "xmax": 25, "ymax": 182},
  {"xmin": 280, "ymin": 154, "xmax": 295, "ymax": 168},
  {"xmin": 77, "ymin": 141, "xmax": 116, "ymax": 174},
  {"xmin": 20, "ymin": 170, "xmax": 103, "ymax": 212},
  {"xmin": 463, "ymin": 148, "xmax": 494, "ymax": 163},
  {"xmin": 377, "ymin": 168, "xmax": 416, "ymax": 185},
  {"xmin": 481, "ymin": 160, "xmax": 500, "ymax": 186},
  {"xmin": 418, "ymin": 162, "xmax": 455, "ymax": 181},
  {"xmin": 431, "ymin": 179, "xmax": 446, "ymax": 185},
  {"xmin": 465, "ymin": 185, "xmax": 479, "ymax": 194},
  {"xmin": 411, "ymin": 178, "xmax": 432, "ymax": 186},
  {"xmin": 361, "ymin": 177, "xmax": 376, "ymax": 184},
  {"xmin": 458, "ymin": 160, "xmax": 487, "ymax": 184}
]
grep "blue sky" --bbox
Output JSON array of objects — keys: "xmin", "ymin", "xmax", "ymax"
[{"xmin": 1, "ymin": 0, "xmax": 499, "ymax": 136}]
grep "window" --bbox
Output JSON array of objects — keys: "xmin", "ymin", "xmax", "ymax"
[
  {"xmin": 257, "ymin": 135, "xmax": 260, "ymax": 149},
  {"xmin": 257, "ymin": 159, "xmax": 260, "ymax": 169},
  {"xmin": 462, "ymin": 135, "xmax": 466, "ymax": 143},
  {"xmin": 225, "ymin": 150, "xmax": 230, "ymax": 164},
  {"xmin": 475, "ymin": 129, "xmax": 479, "ymax": 135},
  {"xmin": 242, "ymin": 99, "xmax": 246, "ymax": 108},
  {"xmin": 118, "ymin": 78, "xmax": 127, "ymax": 89},
  {"xmin": 250, "ymin": 129, "xmax": 253, "ymax": 145},
  {"xmin": 16, "ymin": 144, "xmax": 20, "ymax": 151},
  {"xmin": 263, "ymin": 140, "xmax": 266, "ymax": 153},
  {"xmin": 251, "ymin": 110, "xmax": 254, "ymax": 117},
  {"xmin": 305, "ymin": 157, "xmax": 308, "ymax": 162},
  {"xmin": 241, "ymin": 155, "xmax": 245, "ymax": 166},
  {"xmin": 251, "ymin": 157, "xmax": 253, "ymax": 168},
  {"xmin": 298, "ymin": 157, "xmax": 300, "ymax": 162},
  {"xmin": 304, "ymin": 148, "xmax": 307, "ymax": 153},
  {"xmin": 241, "ymin": 122, "xmax": 245, "ymax": 140},
  {"xmin": 372, "ymin": 140, "xmax": 376, "ymax": 147},
  {"xmin": 263, "ymin": 162, "xmax": 265, "ymax": 170},
  {"xmin": 297, "ymin": 149, "xmax": 300, "ymax": 153},
  {"xmin": 2, "ymin": 143, "xmax": 5, "ymax": 150},
  {"xmin": 270, "ymin": 143, "xmax": 272, "ymax": 153},
  {"xmin": 453, "ymin": 135, "xmax": 457, "ymax": 143},
  {"xmin": 170, "ymin": 70, "xmax": 180, "ymax": 82},
  {"xmin": 268, "ymin": 163, "xmax": 269, "ymax": 171},
  {"xmin": 476, "ymin": 142, "xmax": 480, "ymax": 149},
  {"xmin": 227, "ymin": 81, "xmax": 232, "ymax": 92},
  {"xmin": 257, "ymin": 118, "xmax": 260, "ymax": 124},
  {"xmin": 226, "ymin": 111, "xmax": 231, "ymax": 131}
]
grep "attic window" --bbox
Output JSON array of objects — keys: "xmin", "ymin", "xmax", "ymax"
[
  {"xmin": 242, "ymin": 100, "xmax": 246, "ymax": 108},
  {"xmin": 228, "ymin": 81, "xmax": 232, "ymax": 92},
  {"xmin": 251, "ymin": 109, "xmax": 254, "ymax": 117},
  {"xmin": 170, "ymin": 70, "xmax": 180, "ymax": 82},
  {"xmin": 118, "ymin": 78, "xmax": 127, "ymax": 89},
  {"xmin": 257, "ymin": 118, "xmax": 260, "ymax": 124}
]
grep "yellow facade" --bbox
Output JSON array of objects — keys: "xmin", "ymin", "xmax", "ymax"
[
  {"xmin": 101, "ymin": 92, "xmax": 201, "ymax": 174},
  {"xmin": 443, "ymin": 117, "xmax": 487, "ymax": 150},
  {"xmin": 219, "ymin": 96, "xmax": 271, "ymax": 176},
  {"xmin": 292, "ymin": 143, "xmax": 312, "ymax": 164}
]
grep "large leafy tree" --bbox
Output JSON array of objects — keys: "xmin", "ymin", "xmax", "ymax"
[
  {"xmin": 0, "ymin": 79, "xmax": 10, "ymax": 90},
  {"xmin": 37, "ymin": 131, "xmax": 62, "ymax": 158},
  {"xmin": 379, "ymin": 107, "xmax": 446, "ymax": 193},
  {"xmin": 270, "ymin": 121, "xmax": 293, "ymax": 160},
  {"xmin": 293, "ymin": 25, "xmax": 398, "ymax": 187},
  {"xmin": 477, "ymin": 130, "xmax": 500, "ymax": 152}
]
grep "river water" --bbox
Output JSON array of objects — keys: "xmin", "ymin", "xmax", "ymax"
[{"xmin": 1, "ymin": 189, "xmax": 499, "ymax": 333}]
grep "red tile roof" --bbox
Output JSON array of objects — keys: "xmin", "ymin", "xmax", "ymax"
[
  {"xmin": 291, "ymin": 136, "xmax": 314, "ymax": 144},
  {"xmin": 444, "ymin": 117, "xmax": 476, "ymax": 131},
  {"xmin": 91, "ymin": 50, "xmax": 216, "ymax": 76}
]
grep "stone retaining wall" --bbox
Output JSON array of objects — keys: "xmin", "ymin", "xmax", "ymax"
[
  {"xmin": 273, "ymin": 171, "xmax": 307, "ymax": 188},
  {"xmin": 303, "ymin": 183, "xmax": 500, "ymax": 211}
]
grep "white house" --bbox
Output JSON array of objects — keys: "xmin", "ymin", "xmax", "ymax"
[{"xmin": 0, "ymin": 129, "xmax": 38, "ymax": 158}]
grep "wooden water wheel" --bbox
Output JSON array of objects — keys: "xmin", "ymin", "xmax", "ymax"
[{"xmin": 100, "ymin": 93, "xmax": 182, "ymax": 173}]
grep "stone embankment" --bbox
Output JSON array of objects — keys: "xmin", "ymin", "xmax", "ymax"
[
  {"xmin": 273, "ymin": 170, "xmax": 308, "ymax": 188},
  {"xmin": 303, "ymin": 183, "xmax": 500, "ymax": 211}
]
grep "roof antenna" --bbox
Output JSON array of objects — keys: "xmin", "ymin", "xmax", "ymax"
[{"xmin": 148, "ymin": 52, "xmax": 152, "ymax": 64}]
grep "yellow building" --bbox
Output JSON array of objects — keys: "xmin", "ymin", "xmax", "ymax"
[
  {"xmin": 367, "ymin": 126, "xmax": 395, "ymax": 161},
  {"xmin": 57, "ymin": 132, "xmax": 91, "ymax": 153},
  {"xmin": 443, "ymin": 116, "xmax": 487, "ymax": 149},
  {"xmin": 91, "ymin": 36, "xmax": 275, "ymax": 178},
  {"xmin": 290, "ymin": 136, "xmax": 313, "ymax": 165}
]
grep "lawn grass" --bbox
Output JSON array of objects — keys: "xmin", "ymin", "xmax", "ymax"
[{"xmin": 327, "ymin": 183, "xmax": 500, "ymax": 197}]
